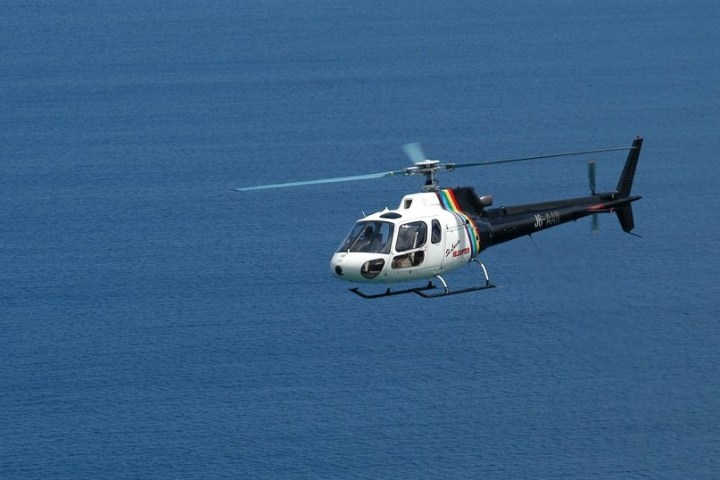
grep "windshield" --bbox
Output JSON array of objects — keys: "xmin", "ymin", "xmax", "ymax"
[{"xmin": 337, "ymin": 221, "xmax": 394, "ymax": 254}]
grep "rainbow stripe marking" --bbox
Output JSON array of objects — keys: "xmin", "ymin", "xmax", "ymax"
[{"xmin": 437, "ymin": 189, "xmax": 481, "ymax": 257}]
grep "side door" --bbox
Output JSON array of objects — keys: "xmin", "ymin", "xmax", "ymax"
[{"xmin": 388, "ymin": 220, "xmax": 428, "ymax": 280}]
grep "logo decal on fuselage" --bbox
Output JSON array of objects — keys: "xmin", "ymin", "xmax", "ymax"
[
  {"xmin": 445, "ymin": 241, "xmax": 460, "ymax": 257},
  {"xmin": 437, "ymin": 189, "xmax": 481, "ymax": 258}
]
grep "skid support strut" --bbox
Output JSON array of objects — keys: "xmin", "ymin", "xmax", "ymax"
[{"xmin": 414, "ymin": 259, "xmax": 495, "ymax": 298}]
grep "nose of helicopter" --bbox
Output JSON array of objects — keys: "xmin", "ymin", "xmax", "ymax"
[
  {"xmin": 330, "ymin": 252, "xmax": 387, "ymax": 282},
  {"xmin": 330, "ymin": 252, "xmax": 359, "ymax": 281}
]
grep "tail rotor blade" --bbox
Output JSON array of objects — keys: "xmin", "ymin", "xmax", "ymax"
[
  {"xmin": 589, "ymin": 159, "xmax": 599, "ymax": 232},
  {"xmin": 588, "ymin": 160, "xmax": 597, "ymax": 195}
]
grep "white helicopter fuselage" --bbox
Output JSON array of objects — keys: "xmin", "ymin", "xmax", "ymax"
[{"xmin": 330, "ymin": 191, "xmax": 480, "ymax": 284}]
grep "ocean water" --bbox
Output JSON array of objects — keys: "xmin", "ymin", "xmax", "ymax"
[{"xmin": 2, "ymin": 1, "xmax": 719, "ymax": 478}]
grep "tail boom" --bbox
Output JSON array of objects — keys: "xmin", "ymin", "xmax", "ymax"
[{"xmin": 477, "ymin": 136, "xmax": 644, "ymax": 246}]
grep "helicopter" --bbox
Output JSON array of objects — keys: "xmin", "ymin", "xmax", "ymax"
[{"xmin": 235, "ymin": 136, "xmax": 643, "ymax": 298}]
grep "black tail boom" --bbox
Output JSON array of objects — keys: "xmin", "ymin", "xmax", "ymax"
[{"xmin": 472, "ymin": 136, "xmax": 644, "ymax": 249}]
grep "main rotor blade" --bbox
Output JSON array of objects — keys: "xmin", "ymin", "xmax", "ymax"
[
  {"xmin": 233, "ymin": 169, "xmax": 404, "ymax": 192},
  {"xmin": 450, "ymin": 146, "xmax": 633, "ymax": 169},
  {"xmin": 402, "ymin": 142, "xmax": 427, "ymax": 164},
  {"xmin": 235, "ymin": 144, "xmax": 636, "ymax": 192}
]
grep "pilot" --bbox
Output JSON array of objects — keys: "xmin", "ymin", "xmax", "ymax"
[
  {"xmin": 353, "ymin": 225, "xmax": 375, "ymax": 252},
  {"xmin": 367, "ymin": 232, "xmax": 384, "ymax": 252}
]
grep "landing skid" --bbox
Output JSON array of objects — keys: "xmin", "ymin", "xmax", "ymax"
[
  {"xmin": 350, "ymin": 281, "xmax": 436, "ymax": 299},
  {"xmin": 349, "ymin": 259, "xmax": 495, "ymax": 299},
  {"xmin": 414, "ymin": 280, "xmax": 495, "ymax": 298}
]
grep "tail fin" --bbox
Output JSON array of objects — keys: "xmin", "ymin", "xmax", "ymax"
[
  {"xmin": 615, "ymin": 136, "xmax": 643, "ymax": 233},
  {"xmin": 616, "ymin": 136, "xmax": 643, "ymax": 197}
]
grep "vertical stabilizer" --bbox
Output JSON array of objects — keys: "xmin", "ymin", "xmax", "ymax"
[
  {"xmin": 614, "ymin": 136, "xmax": 643, "ymax": 233},
  {"xmin": 616, "ymin": 136, "xmax": 643, "ymax": 197}
]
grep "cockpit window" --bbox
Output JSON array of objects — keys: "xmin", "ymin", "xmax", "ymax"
[
  {"xmin": 395, "ymin": 221, "xmax": 427, "ymax": 252},
  {"xmin": 337, "ymin": 221, "xmax": 394, "ymax": 254}
]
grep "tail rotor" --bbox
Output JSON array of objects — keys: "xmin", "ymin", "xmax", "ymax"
[
  {"xmin": 588, "ymin": 159, "xmax": 597, "ymax": 195},
  {"xmin": 588, "ymin": 160, "xmax": 599, "ymax": 233}
]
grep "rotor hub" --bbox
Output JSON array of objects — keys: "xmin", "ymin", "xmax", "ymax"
[{"xmin": 403, "ymin": 160, "xmax": 445, "ymax": 191}]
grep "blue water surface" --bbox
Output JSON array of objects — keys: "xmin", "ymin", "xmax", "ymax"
[{"xmin": 2, "ymin": 1, "xmax": 719, "ymax": 478}]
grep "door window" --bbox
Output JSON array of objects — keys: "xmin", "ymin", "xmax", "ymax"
[
  {"xmin": 392, "ymin": 221, "xmax": 427, "ymax": 268},
  {"xmin": 394, "ymin": 221, "xmax": 427, "ymax": 252},
  {"xmin": 431, "ymin": 219, "xmax": 442, "ymax": 244}
]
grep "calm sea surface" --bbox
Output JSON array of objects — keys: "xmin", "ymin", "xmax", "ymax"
[{"xmin": 2, "ymin": 1, "xmax": 719, "ymax": 478}]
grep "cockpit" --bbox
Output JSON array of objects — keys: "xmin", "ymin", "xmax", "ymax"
[{"xmin": 337, "ymin": 221, "xmax": 394, "ymax": 254}]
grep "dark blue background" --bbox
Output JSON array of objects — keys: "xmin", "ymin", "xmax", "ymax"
[{"xmin": 2, "ymin": 1, "xmax": 719, "ymax": 478}]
